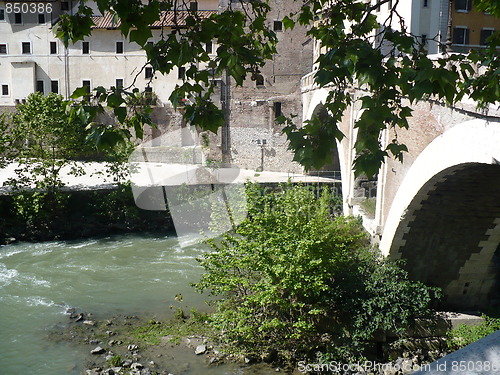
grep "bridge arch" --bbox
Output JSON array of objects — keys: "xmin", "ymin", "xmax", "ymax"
[
  {"xmin": 380, "ymin": 119, "xmax": 500, "ymax": 309},
  {"xmin": 303, "ymin": 88, "xmax": 353, "ymax": 213}
]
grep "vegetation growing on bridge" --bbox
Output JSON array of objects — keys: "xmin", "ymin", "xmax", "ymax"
[{"xmin": 194, "ymin": 183, "xmax": 441, "ymax": 363}]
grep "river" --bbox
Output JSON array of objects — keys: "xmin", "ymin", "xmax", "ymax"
[{"xmin": 0, "ymin": 233, "xmax": 231, "ymax": 375}]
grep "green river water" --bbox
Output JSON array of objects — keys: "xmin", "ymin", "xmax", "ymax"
[{"xmin": 0, "ymin": 234, "xmax": 275, "ymax": 375}]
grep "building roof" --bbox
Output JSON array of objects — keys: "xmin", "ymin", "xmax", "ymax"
[{"xmin": 91, "ymin": 10, "xmax": 217, "ymax": 29}]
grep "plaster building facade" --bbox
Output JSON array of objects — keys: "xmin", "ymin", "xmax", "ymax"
[
  {"xmin": 0, "ymin": 0, "xmax": 217, "ymax": 106},
  {"xmin": 450, "ymin": 0, "xmax": 500, "ymax": 52},
  {"xmin": 0, "ymin": 0, "xmax": 311, "ymax": 173}
]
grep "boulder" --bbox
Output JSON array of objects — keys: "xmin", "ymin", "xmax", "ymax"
[
  {"xmin": 195, "ymin": 344, "xmax": 207, "ymax": 355},
  {"xmin": 90, "ymin": 346, "xmax": 106, "ymax": 355}
]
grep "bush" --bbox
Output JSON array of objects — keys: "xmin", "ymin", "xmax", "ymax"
[
  {"xmin": 194, "ymin": 183, "xmax": 440, "ymax": 363},
  {"xmin": 447, "ymin": 315, "xmax": 500, "ymax": 351}
]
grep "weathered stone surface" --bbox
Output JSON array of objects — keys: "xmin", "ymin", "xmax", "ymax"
[
  {"xmin": 411, "ymin": 330, "xmax": 500, "ymax": 374},
  {"xmin": 91, "ymin": 346, "xmax": 106, "ymax": 355},
  {"xmin": 131, "ymin": 362, "xmax": 144, "ymax": 370},
  {"xmin": 195, "ymin": 344, "xmax": 207, "ymax": 355}
]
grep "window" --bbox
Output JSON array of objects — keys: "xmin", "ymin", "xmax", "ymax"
[
  {"xmin": 82, "ymin": 41, "xmax": 89, "ymax": 54},
  {"xmin": 61, "ymin": 1, "xmax": 69, "ymax": 11},
  {"xmin": 423, "ymin": 0, "xmax": 429, "ymax": 7},
  {"xmin": 273, "ymin": 20, "xmax": 282, "ymax": 32},
  {"xmin": 22, "ymin": 42, "xmax": 31, "ymax": 54},
  {"xmin": 255, "ymin": 74, "xmax": 264, "ymax": 87},
  {"xmin": 145, "ymin": 67, "xmax": 153, "ymax": 79},
  {"xmin": 453, "ymin": 27, "xmax": 469, "ymax": 45},
  {"xmin": 480, "ymin": 29, "xmax": 495, "ymax": 45},
  {"xmin": 50, "ymin": 41, "xmax": 57, "ymax": 54},
  {"xmin": 1, "ymin": 85, "xmax": 9, "ymax": 96},
  {"xmin": 116, "ymin": 41, "xmax": 124, "ymax": 54},
  {"xmin": 0, "ymin": 44, "xmax": 7, "ymax": 54},
  {"xmin": 38, "ymin": 13, "xmax": 45, "ymax": 24},
  {"xmin": 115, "ymin": 79, "xmax": 124, "ymax": 89},
  {"xmin": 273, "ymin": 102, "xmax": 282, "ymax": 119},
  {"xmin": 205, "ymin": 41, "xmax": 213, "ymax": 54},
  {"xmin": 388, "ymin": 0, "xmax": 393, "ymax": 8},
  {"xmin": 455, "ymin": 0, "xmax": 472, "ymax": 12},
  {"xmin": 0, "ymin": 8, "xmax": 5, "ymax": 21},
  {"xmin": 421, "ymin": 34, "xmax": 427, "ymax": 46},
  {"xmin": 36, "ymin": 80, "xmax": 44, "ymax": 93},
  {"xmin": 51, "ymin": 80, "xmax": 59, "ymax": 94},
  {"xmin": 14, "ymin": 12, "xmax": 22, "ymax": 24},
  {"xmin": 82, "ymin": 80, "xmax": 91, "ymax": 93},
  {"xmin": 178, "ymin": 67, "xmax": 185, "ymax": 79},
  {"xmin": 190, "ymin": 2, "xmax": 198, "ymax": 11}
]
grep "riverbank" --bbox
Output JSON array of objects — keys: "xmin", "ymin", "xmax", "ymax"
[
  {"xmin": 49, "ymin": 307, "xmax": 479, "ymax": 375},
  {"xmin": 0, "ymin": 186, "xmax": 174, "ymax": 244},
  {"xmin": 50, "ymin": 308, "xmax": 284, "ymax": 375}
]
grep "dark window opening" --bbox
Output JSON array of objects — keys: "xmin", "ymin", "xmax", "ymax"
[
  {"xmin": 455, "ymin": 0, "xmax": 472, "ymax": 11},
  {"xmin": 22, "ymin": 42, "xmax": 31, "ymax": 54},
  {"xmin": 480, "ymin": 29, "xmax": 494, "ymax": 45},
  {"xmin": 50, "ymin": 41, "xmax": 57, "ymax": 54},
  {"xmin": 14, "ymin": 12, "xmax": 22, "ymax": 24},
  {"xmin": 115, "ymin": 79, "xmax": 124, "ymax": 89},
  {"xmin": 0, "ymin": 44, "xmax": 6, "ymax": 54},
  {"xmin": 82, "ymin": 80, "xmax": 91, "ymax": 93},
  {"xmin": 36, "ymin": 80, "xmax": 44, "ymax": 93},
  {"xmin": 423, "ymin": 0, "xmax": 428, "ymax": 7},
  {"xmin": 51, "ymin": 80, "xmax": 59, "ymax": 94},
  {"xmin": 273, "ymin": 20, "xmax": 282, "ymax": 32},
  {"xmin": 274, "ymin": 102, "xmax": 282, "ymax": 119},
  {"xmin": 61, "ymin": 2, "xmax": 69, "ymax": 11},
  {"xmin": 82, "ymin": 41, "xmax": 89, "ymax": 54},
  {"xmin": 205, "ymin": 42, "xmax": 213, "ymax": 54},
  {"xmin": 178, "ymin": 67, "xmax": 186, "ymax": 79},
  {"xmin": 190, "ymin": 2, "xmax": 198, "ymax": 11},
  {"xmin": 453, "ymin": 27, "xmax": 469, "ymax": 45},
  {"xmin": 1, "ymin": 85, "xmax": 9, "ymax": 96},
  {"xmin": 255, "ymin": 75, "xmax": 264, "ymax": 86},
  {"xmin": 421, "ymin": 34, "xmax": 427, "ymax": 46},
  {"xmin": 145, "ymin": 67, "xmax": 153, "ymax": 79},
  {"xmin": 0, "ymin": 9, "xmax": 5, "ymax": 21},
  {"xmin": 38, "ymin": 13, "xmax": 45, "ymax": 24},
  {"xmin": 116, "ymin": 41, "xmax": 124, "ymax": 54}
]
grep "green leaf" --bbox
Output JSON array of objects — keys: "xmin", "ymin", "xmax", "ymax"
[
  {"xmin": 114, "ymin": 106, "xmax": 127, "ymax": 123},
  {"xmin": 70, "ymin": 86, "xmax": 90, "ymax": 99}
]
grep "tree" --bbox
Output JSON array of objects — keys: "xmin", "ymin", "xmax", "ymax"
[
  {"xmin": 5, "ymin": 93, "xmax": 90, "ymax": 222},
  {"xmin": 58, "ymin": 0, "xmax": 500, "ymax": 177},
  {"xmin": 194, "ymin": 184, "xmax": 440, "ymax": 362}
]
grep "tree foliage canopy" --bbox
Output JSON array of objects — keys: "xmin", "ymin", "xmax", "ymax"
[{"xmin": 58, "ymin": 0, "xmax": 500, "ymax": 177}]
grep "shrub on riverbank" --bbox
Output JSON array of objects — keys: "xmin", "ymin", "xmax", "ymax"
[
  {"xmin": 0, "ymin": 185, "xmax": 173, "ymax": 243},
  {"xmin": 446, "ymin": 314, "xmax": 500, "ymax": 351},
  {"xmin": 195, "ymin": 183, "xmax": 441, "ymax": 363}
]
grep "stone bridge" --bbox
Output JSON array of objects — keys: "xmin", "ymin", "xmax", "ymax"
[{"xmin": 301, "ymin": 72, "xmax": 500, "ymax": 310}]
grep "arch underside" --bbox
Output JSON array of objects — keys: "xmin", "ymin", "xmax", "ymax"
[{"xmin": 391, "ymin": 163, "xmax": 500, "ymax": 310}]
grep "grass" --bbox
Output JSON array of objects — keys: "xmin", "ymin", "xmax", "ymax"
[{"xmin": 132, "ymin": 308, "xmax": 212, "ymax": 346}]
